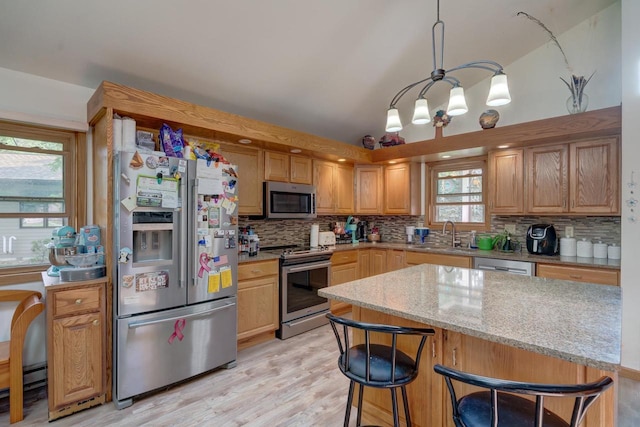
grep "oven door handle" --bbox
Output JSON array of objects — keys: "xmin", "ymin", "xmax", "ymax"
[{"xmin": 284, "ymin": 261, "xmax": 332, "ymax": 273}]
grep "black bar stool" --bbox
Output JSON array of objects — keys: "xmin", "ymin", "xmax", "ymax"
[
  {"xmin": 434, "ymin": 363, "xmax": 614, "ymax": 426},
  {"xmin": 327, "ymin": 313, "xmax": 435, "ymax": 427}
]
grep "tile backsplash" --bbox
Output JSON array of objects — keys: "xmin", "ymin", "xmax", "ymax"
[{"xmin": 240, "ymin": 215, "xmax": 621, "ymax": 248}]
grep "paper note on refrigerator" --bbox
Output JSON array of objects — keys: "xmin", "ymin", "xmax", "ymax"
[
  {"xmin": 197, "ymin": 159, "xmax": 223, "ymax": 179},
  {"xmin": 208, "ymin": 271, "xmax": 221, "ymax": 293},
  {"xmin": 220, "ymin": 267, "xmax": 233, "ymax": 289},
  {"xmin": 198, "ymin": 177, "xmax": 225, "ymax": 195}
]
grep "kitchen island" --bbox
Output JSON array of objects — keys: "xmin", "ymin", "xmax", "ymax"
[{"xmin": 319, "ymin": 264, "xmax": 620, "ymax": 427}]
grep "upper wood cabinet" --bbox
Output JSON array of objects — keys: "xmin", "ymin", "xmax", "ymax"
[
  {"xmin": 488, "ymin": 137, "xmax": 620, "ymax": 216},
  {"xmin": 355, "ymin": 165, "xmax": 383, "ymax": 215},
  {"xmin": 570, "ymin": 137, "xmax": 619, "ymax": 214},
  {"xmin": 526, "ymin": 144, "xmax": 568, "ymax": 214},
  {"xmin": 488, "ymin": 149, "xmax": 524, "ymax": 214},
  {"xmin": 264, "ymin": 151, "xmax": 313, "ymax": 185},
  {"xmin": 290, "ymin": 155, "xmax": 313, "ymax": 184},
  {"xmin": 264, "ymin": 151, "xmax": 289, "ymax": 182},
  {"xmin": 313, "ymin": 159, "xmax": 354, "ymax": 214},
  {"xmin": 384, "ymin": 163, "xmax": 420, "ymax": 215},
  {"xmin": 221, "ymin": 145, "xmax": 264, "ymax": 216}
]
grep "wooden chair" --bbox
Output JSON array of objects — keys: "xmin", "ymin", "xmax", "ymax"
[
  {"xmin": 434, "ymin": 363, "xmax": 613, "ymax": 427},
  {"xmin": 327, "ymin": 313, "xmax": 435, "ymax": 427},
  {"xmin": 0, "ymin": 290, "xmax": 45, "ymax": 424}
]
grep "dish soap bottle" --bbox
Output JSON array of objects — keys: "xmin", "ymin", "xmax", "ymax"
[
  {"xmin": 469, "ymin": 230, "xmax": 478, "ymax": 249},
  {"xmin": 502, "ymin": 235, "xmax": 512, "ymax": 252}
]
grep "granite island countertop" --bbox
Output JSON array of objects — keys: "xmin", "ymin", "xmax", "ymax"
[{"xmin": 319, "ymin": 263, "xmax": 621, "ymax": 371}]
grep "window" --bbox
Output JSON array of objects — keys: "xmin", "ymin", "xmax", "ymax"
[
  {"xmin": 0, "ymin": 121, "xmax": 84, "ymax": 280},
  {"xmin": 429, "ymin": 160, "xmax": 486, "ymax": 229}
]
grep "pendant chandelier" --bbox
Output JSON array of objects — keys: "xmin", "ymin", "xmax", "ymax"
[{"xmin": 385, "ymin": 0, "xmax": 512, "ymax": 132}]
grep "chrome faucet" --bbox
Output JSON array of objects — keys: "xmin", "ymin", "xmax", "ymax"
[{"xmin": 442, "ymin": 220, "xmax": 461, "ymax": 247}]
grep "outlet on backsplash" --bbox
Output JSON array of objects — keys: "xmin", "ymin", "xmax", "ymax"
[
  {"xmin": 504, "ymin": 224, "xmax": 516, "ymax": 234},
  {"xmin": 565, "ymin": 226, "xmax": 574, "ymax": 238}
]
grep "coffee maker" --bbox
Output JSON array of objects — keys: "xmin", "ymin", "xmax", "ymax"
[{"xmin": 356, "ymin": 221, "xmax": 367, "ymax": 242}]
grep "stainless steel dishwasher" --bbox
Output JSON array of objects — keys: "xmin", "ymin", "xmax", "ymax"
[{"xmin": 473, "ymin": 257, "xmax": 535, "ymax": 276}]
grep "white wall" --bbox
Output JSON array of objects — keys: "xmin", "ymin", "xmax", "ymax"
[
  {"xmin": 401, "ymin": 2, "xmax": 622, "ymax": 142},
  {"xmin": 621, "ymin": 0, "xmax": 640, "ymax": 371}
]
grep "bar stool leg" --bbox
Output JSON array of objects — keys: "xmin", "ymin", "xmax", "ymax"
[
  {"xmin": 401, "ymin": 386, "xmax": 411, "ymax": 426},
  {"xmin": 356, "ymin": 383, "xmax": 364, "ymax": 426},
  {"xmin": 344, "ymin": 380, "xmax": 355, "ymax": 427},
  {"xmin": 390, "ymin": 388, "xmax": 400, "ymax": 427}
]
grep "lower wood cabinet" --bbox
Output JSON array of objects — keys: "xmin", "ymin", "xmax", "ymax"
[
  {"xmin": 536, "ymin": 263, "xmax": 619, "ymax": 286},
  {"xmin": 353, "ymin": 307, "xmax": 615, "ymax": 427},
  {"xmin": 358, "ymin": 249, "xmax": 371, "ymax": 278},
  {"xmin": 330, "ymin": 250, "xmax": 358, "ymax": 314},
  {"xmin": 387, "ymin": 249, "xmax": 405, "ymax": 271},
  {"xmin": 369, "ymin": 249, "xmax": 388, "ymax": 276},
  {"xmin": 405, "ymin": 251, "xmax": 472, "ymax": 268},
  {"xmin": 237, "ymin": 259, "xmax": 280, "ymax": 349},
  {"xmin": 46, "ymin": 280, "xmax": 107, "ymax": 421}
]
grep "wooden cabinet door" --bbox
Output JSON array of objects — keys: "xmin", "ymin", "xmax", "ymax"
[
  {"xmin": 570, "ymin": 137, "xmax": 619, "ymax": 214},
  {"xmin": 290, "ymin": 155, "xmax": 312, "ymax": 184},
  {"xmin": 237, "ymin": 275, "xmax": 279, "ymax": 340},
  {"xmin": 488, "ymin": 149, "xmax": 524, "ymax": 214},
  {"xmin": 536, "ymin": 264, "xmax": 619, "ymax": 285},
  {"xmin": 526, "ymin": 144, "xmax": 568, "ymax": 213},
  {"xmin": 384, "ymin": 163, "xmax": 411, "ymax": 214},
  {"xmin": 355, "ymin": 165, "xmax": 383, "ymax": 214},
  {"xmin": 370, "ymin": 249, "xmax": 387, "ymax": 276},
  {"xmin": 358, "ymin": 249, "xmax": 370, "ymax": 278},
  {"xmin": 264, "ymin": 151, "xmax": 290, "ymax": 182},
  {"xmin": 314, "ymin": 160, "xmax": 336, "ymax": 214},
  {"xmin": 331, "ymin": 263, "xmax": 357, "ymax": 312},
  {"xmin": 335, "ymin": 164, "xmax": 354, "ymax": 214},
  {"xmin": 387, "ymin": 249, "xmax": 405, "ymax": 271},
  {"xmin": 51, "ymin": 312, "xmax": 104, "ymax": 409},
  {"xmin": 223, "ymin": 146, "xmax": 264, "ymax": 215}
]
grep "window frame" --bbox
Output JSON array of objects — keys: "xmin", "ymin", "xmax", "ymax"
[
  {"xmin": 427, "ymin": 157, "xmax": 488, "ymax": 232},
  {"xmin": 0, "ymin": 120, "xmax": 86, "ymax": 285}
]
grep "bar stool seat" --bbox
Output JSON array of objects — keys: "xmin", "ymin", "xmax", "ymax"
[
  {"xmin": 327, "ymin": 313, "xmax": 435, "ymax": 427},
  {"xmin": 434, "ymin": 364, "xmax": 614, "ymax": 427}
]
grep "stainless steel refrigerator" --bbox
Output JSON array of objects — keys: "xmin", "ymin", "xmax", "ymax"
[{"xmin": 113, "ymin": 150, "xmax": 238, "ymax": 409}]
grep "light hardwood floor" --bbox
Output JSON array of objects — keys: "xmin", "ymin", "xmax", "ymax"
[
  {"xmin": 2, "ymin": 322, "xmax": 640, "ymax": 426},
  {"xmin": 0, "ymin": 324, "xmax": 352, "ymax": 427}
]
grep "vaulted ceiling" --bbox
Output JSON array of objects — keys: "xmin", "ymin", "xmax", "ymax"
[{"xmin": 0, "ymin": 0, "xmax": 618, "ymax": 144}]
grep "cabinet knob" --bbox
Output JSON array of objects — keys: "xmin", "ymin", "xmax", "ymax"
[
  {"xmin": 93, "ymin": 319, "xmax": 100, "ymax": 326},
  {"xmin": 75, "ymin": 299, "xmax": 82, "ymax": 305}
]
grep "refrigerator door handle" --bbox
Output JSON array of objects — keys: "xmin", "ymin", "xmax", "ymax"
[
  {"xmin": 178, "ymin": 178, "xmax": 189, "ymax": 288},
  {"xmin": 127, "ymin": 302, "xmax": 236, "ymax": 328},
  {"xmin": 192, "ymin": 179, "xmax": 199, "ymax": 286}
]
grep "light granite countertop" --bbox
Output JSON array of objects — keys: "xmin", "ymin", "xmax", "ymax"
[
  {"xmin": 328, "ymin": 241, "xmax": 621, "ymax": 270},
  {"xmin": 319, "ymin": 263, "xmax": 621, "ymax": 371}
]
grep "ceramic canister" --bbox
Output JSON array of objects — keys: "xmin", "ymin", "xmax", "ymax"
[
  {"xmin": 593, "ymin": 242, "xmax": 608, "ymax": 259},
  {"xmin": 576, "ymin": 238, "xmax": 593, "ymax": 258},
  {"xmin": 559, "ymin": 237, "xmax": 577, "ymax": 256},
  {"xmin": 608, "ymin": 244, "xmax": 621, "ymax": 260}
]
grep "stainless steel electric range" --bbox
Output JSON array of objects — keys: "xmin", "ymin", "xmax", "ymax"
[{"xmin": 275, "ymin": 246, "xmax": 333, "ymax": 339}]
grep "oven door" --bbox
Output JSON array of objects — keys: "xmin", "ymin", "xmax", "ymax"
[{"xmin": 280, "ymin": 259, "xmax": 331, "ymax": 323}]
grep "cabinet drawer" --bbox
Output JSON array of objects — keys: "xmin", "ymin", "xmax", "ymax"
[
  {"xmin": 537, "ymin": 264, "xmax": 619, "ymax": 286},
  {"xmin": 238, "ymin": 260, "xmax": 279, "ymax": 281},
  {"xmin": 406, "ymin": 251, "xmax": 472, "ymax": 268},
  {"xmin": 331, "ymin": 250, "xmax": 358, "ymax": 266},
  {"xmin": 52, "ymin": 285, "xmax": 103, "ymax": 318}
]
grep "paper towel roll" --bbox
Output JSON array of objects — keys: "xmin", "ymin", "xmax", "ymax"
[
  {"xmin": 122, "ymin": 117, "xmax": 137, "ymax": 151},
  {"xmin": 559, "ymin": 237, "xmax": 577, "ymax": 256},
  {"xmin": 593, "ymin": 242, "xmax": 608, "ymax": 259},
  {"xmin": 576, "ymin": 238, "xmax": 593, "ymax": 258},
  {"xmin": 112, "ymin": 118, "xmax": 123, "ymax": 152},
  {"xmin": 310, "ymin": 224, "xmax": 319, "ymax": 247},
  {"xmin": 608, "ymin": 244, "xmax": 621, "ymax": 260}
]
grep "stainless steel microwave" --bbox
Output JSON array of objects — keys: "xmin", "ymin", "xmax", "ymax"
[{"xmin": 264, "ymin": 181, "xmax": 316, "ymax": 219}]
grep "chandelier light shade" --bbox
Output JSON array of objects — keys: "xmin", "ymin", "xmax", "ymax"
[
  {"xmin": 385, "ymin": 0, "xmax": 511, "ymax": 133},
  {"xmin": 411, "ymin": 98, "xmax": 431, "ymax": 124},
  {"xmin": 486, "ymin": 73, "xmax": 512, "ymax": 106},
  {"xmin": 385, "ymin": 108, "xmax": 403, "ymax": 132},
  {"xmin": 446, "ymin": 86, "xmax": 468, "ymax": 116}
]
